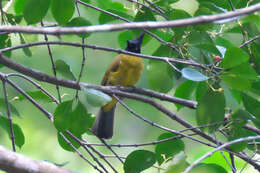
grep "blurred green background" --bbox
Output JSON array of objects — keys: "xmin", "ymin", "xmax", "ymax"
[{"xmin": 0, "ymin": 0, "xmax": 258, "ymax": 172}]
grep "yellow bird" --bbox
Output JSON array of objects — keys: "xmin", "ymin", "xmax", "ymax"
[{"xmin": 92, "ymin": 33, "xmax": 145, "ymax": 139}]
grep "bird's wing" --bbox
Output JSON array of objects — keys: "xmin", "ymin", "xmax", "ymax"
[{"xmin": 101, "ymin": 55, "xmax": 121, "ymax": 85}]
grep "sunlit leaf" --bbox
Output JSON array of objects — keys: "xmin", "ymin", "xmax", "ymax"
[
  {"xmin": 190, "ymin": 163, "xmax": 228, "ymax": 173},
  {"xmin": 81, "ymin": 86, "xmax": 112, "ymax": 107},
  {"xmin": 14, "ymin": 0, "xmax": 27, "ymax": 15},
  {"xmin": 181, "ymin": 68, "xmax": 209, "ymax": 82}
]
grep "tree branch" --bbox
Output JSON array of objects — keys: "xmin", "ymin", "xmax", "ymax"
[
  {"xmin": 0, "ymin": 53, "xmax": 197, "ymax": 108},
  {"xmin": 0, "ymin": 3, "xmax": 259, "ymax": 34},
  {"xmin": 0, "ymin": 145, "xmax": 74, "ymax": 173}
]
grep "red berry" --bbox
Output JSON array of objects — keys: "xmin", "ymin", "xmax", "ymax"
[{"xmin": 215, "ymin": 56, "xmax": 222, "ymax": 61}]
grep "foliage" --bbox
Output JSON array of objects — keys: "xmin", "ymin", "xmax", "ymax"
[{"xmin": 0, "ymin": 0, "xmax": 260, "ymax": 172}]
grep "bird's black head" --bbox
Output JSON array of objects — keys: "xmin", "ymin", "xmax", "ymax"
[{"xmin": 125, "ymin": 33, "xmax": 145, "ymax": 53}]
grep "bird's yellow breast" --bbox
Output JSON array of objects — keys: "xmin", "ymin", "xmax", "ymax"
[
  {"xmin": 103, "ymin": 54, "xmax": 143, "ymax": 112},
  {"xmin": 108, "ymin": 54, "xmax": 143, "ymax": 86}
]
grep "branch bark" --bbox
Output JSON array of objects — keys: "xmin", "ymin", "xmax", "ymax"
[
  {"xmin": 0, "ymin": 3, "xmax": 259, "ymax": 34},
  {"xmin": 0, "ymin": 53, "xmax": 197, "ymax": 108},
  {"xmin": 0, "ymin": 145, "xmax": 74, "ymax": 173}
]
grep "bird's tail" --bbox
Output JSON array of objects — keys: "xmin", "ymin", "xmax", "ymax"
[{"xmin": 91, "ymin": 106, "xmax": 116, "ymax": 139}]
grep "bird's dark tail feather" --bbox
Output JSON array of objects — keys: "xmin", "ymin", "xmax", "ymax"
[{"xmin": 91, "ymin": 106, "xmax": 116, "ymax": 139}]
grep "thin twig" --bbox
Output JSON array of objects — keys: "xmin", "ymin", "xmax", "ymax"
[
  {"xmin": 89, "ymin": 129, "xmax": 124, "ymax": 164},
  {"xmin": 59, "ymin": 132, "xmax": 103, "ymax": 173},
  {"xmin": 2, "ymin": 75, "xmax": 53, "ymax": 121},
  {"xmin": 7, "ymin": 73, "xmax": 59, "ymax": 104},
  {"xmin": 1, "ymin": 78, "xmax": 16, "ymax": 152},
  {"xmin": 0, "ymin": 40, "xmax": 205, "ymax": 69},
  {"xmin": 76, "ymin": 0, "xmax": 179, "ymax": 52},
  {"xmin": 183, "ymin": 136, "xmax": 260, "ymax": 173},
  {"xmin": 40, "ymin": 22, "xmax": 61, "ymax": 103},
  {"xmin": 85, "ymin": 133, "xmax": 196, "ymax": 148},
  {"xmin": 74, "ymin": 1, "xmax": 87, "ymax": 99},
  {"xmin": 240, "ymin": 35, "xmax": 260, "ymax": 48},
  {"xmin": 113, "ymin": 95, "xmax": 215, "ymax": 148},
  {"xmin": 66, "ymin": 131, "xmax": 117, "ymax": 173},
  {"xmin": 126, "ymin": 0, "xmax": 169, "ymax": 20}
]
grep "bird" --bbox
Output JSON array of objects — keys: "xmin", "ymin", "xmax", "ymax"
[{"xmin": 92, "ymin": 33, "xmax": 145, "ymax": 139}]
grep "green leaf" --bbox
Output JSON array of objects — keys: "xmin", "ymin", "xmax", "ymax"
[
  {"xmin": 0, "ymin": 116, "xmax": 25, "ymax": 148},
  {"xmin": 55, "ymin": 59, "xmax": 76, "ymax": 80},
  {"xmin": 196, "ymin": 0, "xmax": 228, "ymax": 9},
  {"xmin": 0, "ymin": 34, "xmax": 12, "ymax": 61},
  {"xmin": 221, "ymin": 47, "xmax": 249, "ymax": 68},
  {"xmin": 14, "ymin": 0, "xmax": 27, "ymax": 15},
  {"xmin": 19, "ymin": 34, "xmax": 32, "ymax": 57},
  {"xmin": 242, "ymin": 93, "xmax": 260, "ymax": 119},
  {"xmin": 194, "ymin": 44, "xmax": 222, "ymax": 56},
  {"xmin": 215, "ymin": 37, "xmax": 235, "ymax": 49},
  {"xmin": 110, "ymin": 2, "xmax": 127, "ymax": 12},
  {"xmin": 23, "ymin": 0, "xmax": 51, "ymax": 24},
  {"xmin": 167, "ymin": 9, "xmax": 191, "ymax": 40},
  {"xmin": 189, "ymin": 31, "xmax": 214, "ymax": 45},
  {"xmin": 196, "ymin": 89, "xmax": 225, "ymax": 133},
  {"xmin": 0, "ymin": 98, "xmax": 20, "ymax": 117},
  {"xmin": 165, "ymin": 152, "xmax": 189, "ymax": 173},
  {"xmin": 134, "ymin": 7, "xmax": 156, "ymax": 22},
  {"xmin": 54, "ymin": 100, "xmax": 73, "ymax": 131},
  {"xmin": 195, "ymin": 81, "xmax": 208, "ymax": 101},
  {"xmin": 54, "ymin": 100, "xmax": 93, "ymax": 151},
  {"xmin": 181, "ymin": 68, "xmax": 209, "ymax": 82},
  {"xmin": 57, "ymin": 131, "xmax": 80, "ymax": 152},
  {"xmin": 124, "ymin": 150, "xmax": 156, "ymax": 173},
  {"xmin": 221, "ymin": 63, "xmax": 257, "ymax": 91},
  {"xmin": 51, "ymin": 0, "xmax": 75, "ymax": 25},
  {"xmin": 6, "ymin": 13, "xmax": 23, "ymax": 25},
  {"xmin": 228, "ymin": 127, "xmax": 249, "ymax": 152},
  {"xmin": 16, "ymin": 90, "xmax": 53, "ymax": 103},
  {"xmin": 190, "ymin": 163, "xmax": 228, "ymax": 173},
  {"xmin": 80, "ymin": 86, "xmax": 112, "ymax": 107},
  {"xmin": 174, "ymin": 80, "xmax": 198, "ymax": 110},
  {"xmin": 231, "ymin": 109, "xmax": 251, "ymax": 127},
  {"xmin": 54, "ymin": 100, "xmax": 93, "ymax": 134},
  {"xmin": 96, "ymin": 0, "xmax": 112, "ymax": 9},
  {"xmin": 155, "ymin": 133, "xmax": 185, "ymax": 165},
  {"xmin": 66, "ymin": 17, "xmax": 92, "ymax": 38},
  {"xmin": 147, "ymin": 60, "xmax": 174, "ymax": 93}
]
